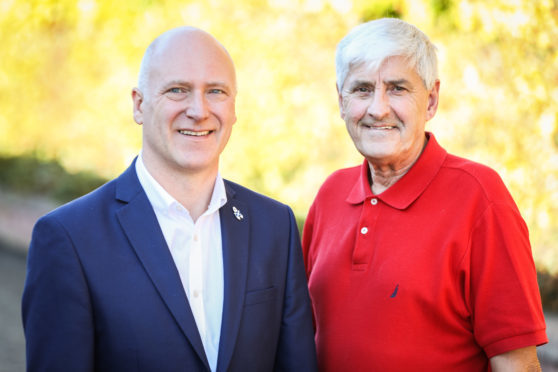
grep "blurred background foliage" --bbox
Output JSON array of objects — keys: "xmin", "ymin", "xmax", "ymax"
[{"xmin": 1, "ymin": 0, "xmax": 557, "ymax": 281}]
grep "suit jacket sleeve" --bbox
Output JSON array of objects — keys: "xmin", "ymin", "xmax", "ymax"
[
  {"xmin": 273, "ymin": 207, "xmax": 318, "ymax": 371},
  {"xmin": 22, "ymin": 215, "xmax": 95, "ymax": 372}
]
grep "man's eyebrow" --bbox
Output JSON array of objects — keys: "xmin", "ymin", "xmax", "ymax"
[
  {"xmin": 206, "ymin": 81, "xmax": 231, "ymax": 88},
  {"xmin": 385, "ymin": 78, "xmax": 411, "ymax": 86},
  {"xmin": 345, "ymin": 80, "xmax": 375, "ymax": 90},
  {"xmin": 160, "ymin": 80, "xmax": 191, "ymax": 89},
  {"xmin": 350, "ymin": 80, "xmax": 374, "ymax": 86}
]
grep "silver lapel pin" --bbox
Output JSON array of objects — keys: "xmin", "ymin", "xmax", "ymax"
[{"xmin": 232, "ymin": 206, "xmax": 244, "ymax": 221}]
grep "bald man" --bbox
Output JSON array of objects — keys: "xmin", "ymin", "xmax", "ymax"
[{"xmin": 22, "ymin": 27, "xmax": 317, "ymax": 372}]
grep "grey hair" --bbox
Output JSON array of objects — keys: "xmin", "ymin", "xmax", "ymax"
[{"xmin": 335, "ymin": 18, "xmax": 438, "ymax": 91}]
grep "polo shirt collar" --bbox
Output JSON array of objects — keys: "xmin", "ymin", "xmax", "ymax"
[{"xmin": 346, "ymin": 132, "xmax": 447, "ymax": 210}]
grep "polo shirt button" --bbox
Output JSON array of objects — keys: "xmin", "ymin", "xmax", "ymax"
[
  {"xmin": 370, "ymin": 198, "xmax": 378, "ymax": 205},
  {"xmin": 360, "ymin": 227, "xmax": 368, "ymax": 235}
]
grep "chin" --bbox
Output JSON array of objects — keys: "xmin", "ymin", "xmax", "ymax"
[{"xmin": 359, "ymin": 146, "xmax": 397, "ymax": 161}]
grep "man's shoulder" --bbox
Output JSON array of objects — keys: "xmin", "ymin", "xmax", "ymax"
[
  {"xmin": 44, "ymin": 161, "xmax": 141, "ymax": 222},
  {"xmin": 318, "ymin": 164, "xmax": 362, "ymax": 194},
  {"xmin": 443, "ymin": 152, "xmax": 494, "ymax": 174},
  {"xmin": 42, "ymin": 177, "xmax": 118, "ymax": 223},
  {"xmin": 441, "ymin": 152, "xmax": 512, "ymax": 203}
]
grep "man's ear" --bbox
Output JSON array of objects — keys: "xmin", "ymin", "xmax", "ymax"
[
  {"xmin": 337, "ymin": 84, "xmax": 345, "ymax": 119},
  {"xmin": 425, "ymin": 80, "xmax": 440, "ymax": 121},
  {"xmin": 132, "ymin": 88, "xmax": 144, "ymax": 125}
]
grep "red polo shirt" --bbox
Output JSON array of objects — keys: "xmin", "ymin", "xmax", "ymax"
[{"xmin": 302, "ymin": 133, "xmax": 547, "ymax": 371}]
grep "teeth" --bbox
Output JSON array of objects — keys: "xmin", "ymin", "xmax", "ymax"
[
  {"xmin": 362, "ymin": 124, "xmax": 395, "ymax": 130},
  {"xmin": 179, "ymin": 130, "xmax": 210, "ymax": 136},
  {"xmin": 365, "ymin": 125, "xmax": 394, "ymax": 130}
]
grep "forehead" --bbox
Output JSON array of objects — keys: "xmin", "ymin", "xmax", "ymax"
[
  {"xmin": 345, "ymin": 56, "xmax": 422, "ymax": 86},
  {"xmin": 148, "ymin": 32, "xmax": 236, "ymax": 88}
]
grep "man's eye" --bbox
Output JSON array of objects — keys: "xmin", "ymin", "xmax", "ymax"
[
  {"xmin": 353, "ymin": 86, "xmax": 372, "ymax": 94},
  {"xmin": 392, "ymin": 86, "xmax": 406, "ymax": 92},
  {"xmin": 209, "ymin": 88, "xmax": 225, "ymax": 94},
  {"xmin": 165, "ymin": 87, "xmax": 188, "ymax": 100}
]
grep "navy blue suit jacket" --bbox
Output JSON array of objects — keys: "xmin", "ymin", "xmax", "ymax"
[{"xmin": 22, "ymin": 161, "xmax": 317, "ymax": 371}]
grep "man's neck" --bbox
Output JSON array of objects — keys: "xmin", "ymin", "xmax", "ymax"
[
  {"xmin": 142, "ymin": 158, "xmax": 218, "ymax": 222},
  {"xmin": 368, "ymin": 162, "xmax": 414, "ymax": 195},
  {"xmin": 168, "ymin": 172, "xmax": 217, "ymax": 222},
  {"xmin": 368, "ymin": 136, "xmax": 428, "ymax": 195}
]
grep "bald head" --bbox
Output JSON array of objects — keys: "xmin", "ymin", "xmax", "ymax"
[{"xmin": 137, "ymin": 26, "xmax": 236, "ymax": 96}]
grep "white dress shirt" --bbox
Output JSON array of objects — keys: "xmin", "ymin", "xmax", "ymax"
[{"xmin": 136, "ymin": 154, "xmax": 226, "ymax": 372}]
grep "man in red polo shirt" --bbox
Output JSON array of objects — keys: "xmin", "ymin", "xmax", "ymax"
[{"xmin": 302, "ymin": 18, "xmax": 548, "ymax": 371}]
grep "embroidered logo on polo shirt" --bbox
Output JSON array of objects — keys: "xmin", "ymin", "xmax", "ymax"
[{"xmin": 390, "ymin": 284, "xmax": 399, "ymax": 298}]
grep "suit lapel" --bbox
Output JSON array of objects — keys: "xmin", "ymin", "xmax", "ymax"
[
  {"xmin": 114, "ymin": 161, "xmax": 210, "ymax": 371},
  {"xmin": 217, "ymin": 182, "xmax": 250, "ymax": 372}
]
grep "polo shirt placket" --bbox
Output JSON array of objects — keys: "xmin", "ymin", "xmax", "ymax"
[{"xmin": 352, "ymin": 197, "xmax": 380, "ymax": 271}]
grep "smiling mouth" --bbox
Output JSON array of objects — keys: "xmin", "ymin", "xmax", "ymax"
[
  {"xmin": 178, "ymin": 130, "xmax": 212, "ymax": 136},
  {"xmin": 362, "ymin": 124, "xmax": 396, "ymax": 130}
]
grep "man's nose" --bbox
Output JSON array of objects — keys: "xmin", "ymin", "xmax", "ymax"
[
  {"xmin": 185, "ymin": 91, "xmax": 209, "ymax": 121},
  {"xmin": 367, "ymin": 90, "xmax": 390, "ymax": 120}
]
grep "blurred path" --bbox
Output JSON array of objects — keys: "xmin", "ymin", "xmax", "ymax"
[{"xmin": 0, "ymin": 248, "xmax": 25, "ymax": 372}]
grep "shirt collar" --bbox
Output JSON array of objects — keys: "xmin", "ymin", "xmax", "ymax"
[
  {"xmin": 207, "ymin": 173, "xmax": 227, "ymax": 214},
  {"xmin": 346, "ymin": 132, "xmax": 447, "ymax": 210},
  {"xmin": 135, "ymin": 152, "xmax": 227, "ymax": 216}
]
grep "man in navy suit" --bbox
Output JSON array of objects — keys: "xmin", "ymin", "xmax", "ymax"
[{"xmin": 22, "ymin": 26, "xmax": 317, "ymax": 372}]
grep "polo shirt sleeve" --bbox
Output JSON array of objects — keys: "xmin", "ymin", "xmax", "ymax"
[{"xmin": 466, "ymin": 201, "xmax": 548, "ymax": 357}]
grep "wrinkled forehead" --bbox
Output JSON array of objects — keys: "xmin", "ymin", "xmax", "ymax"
[{"xmin": 343, "ymin": 55, "xmax": 417, "ymax": 85}]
